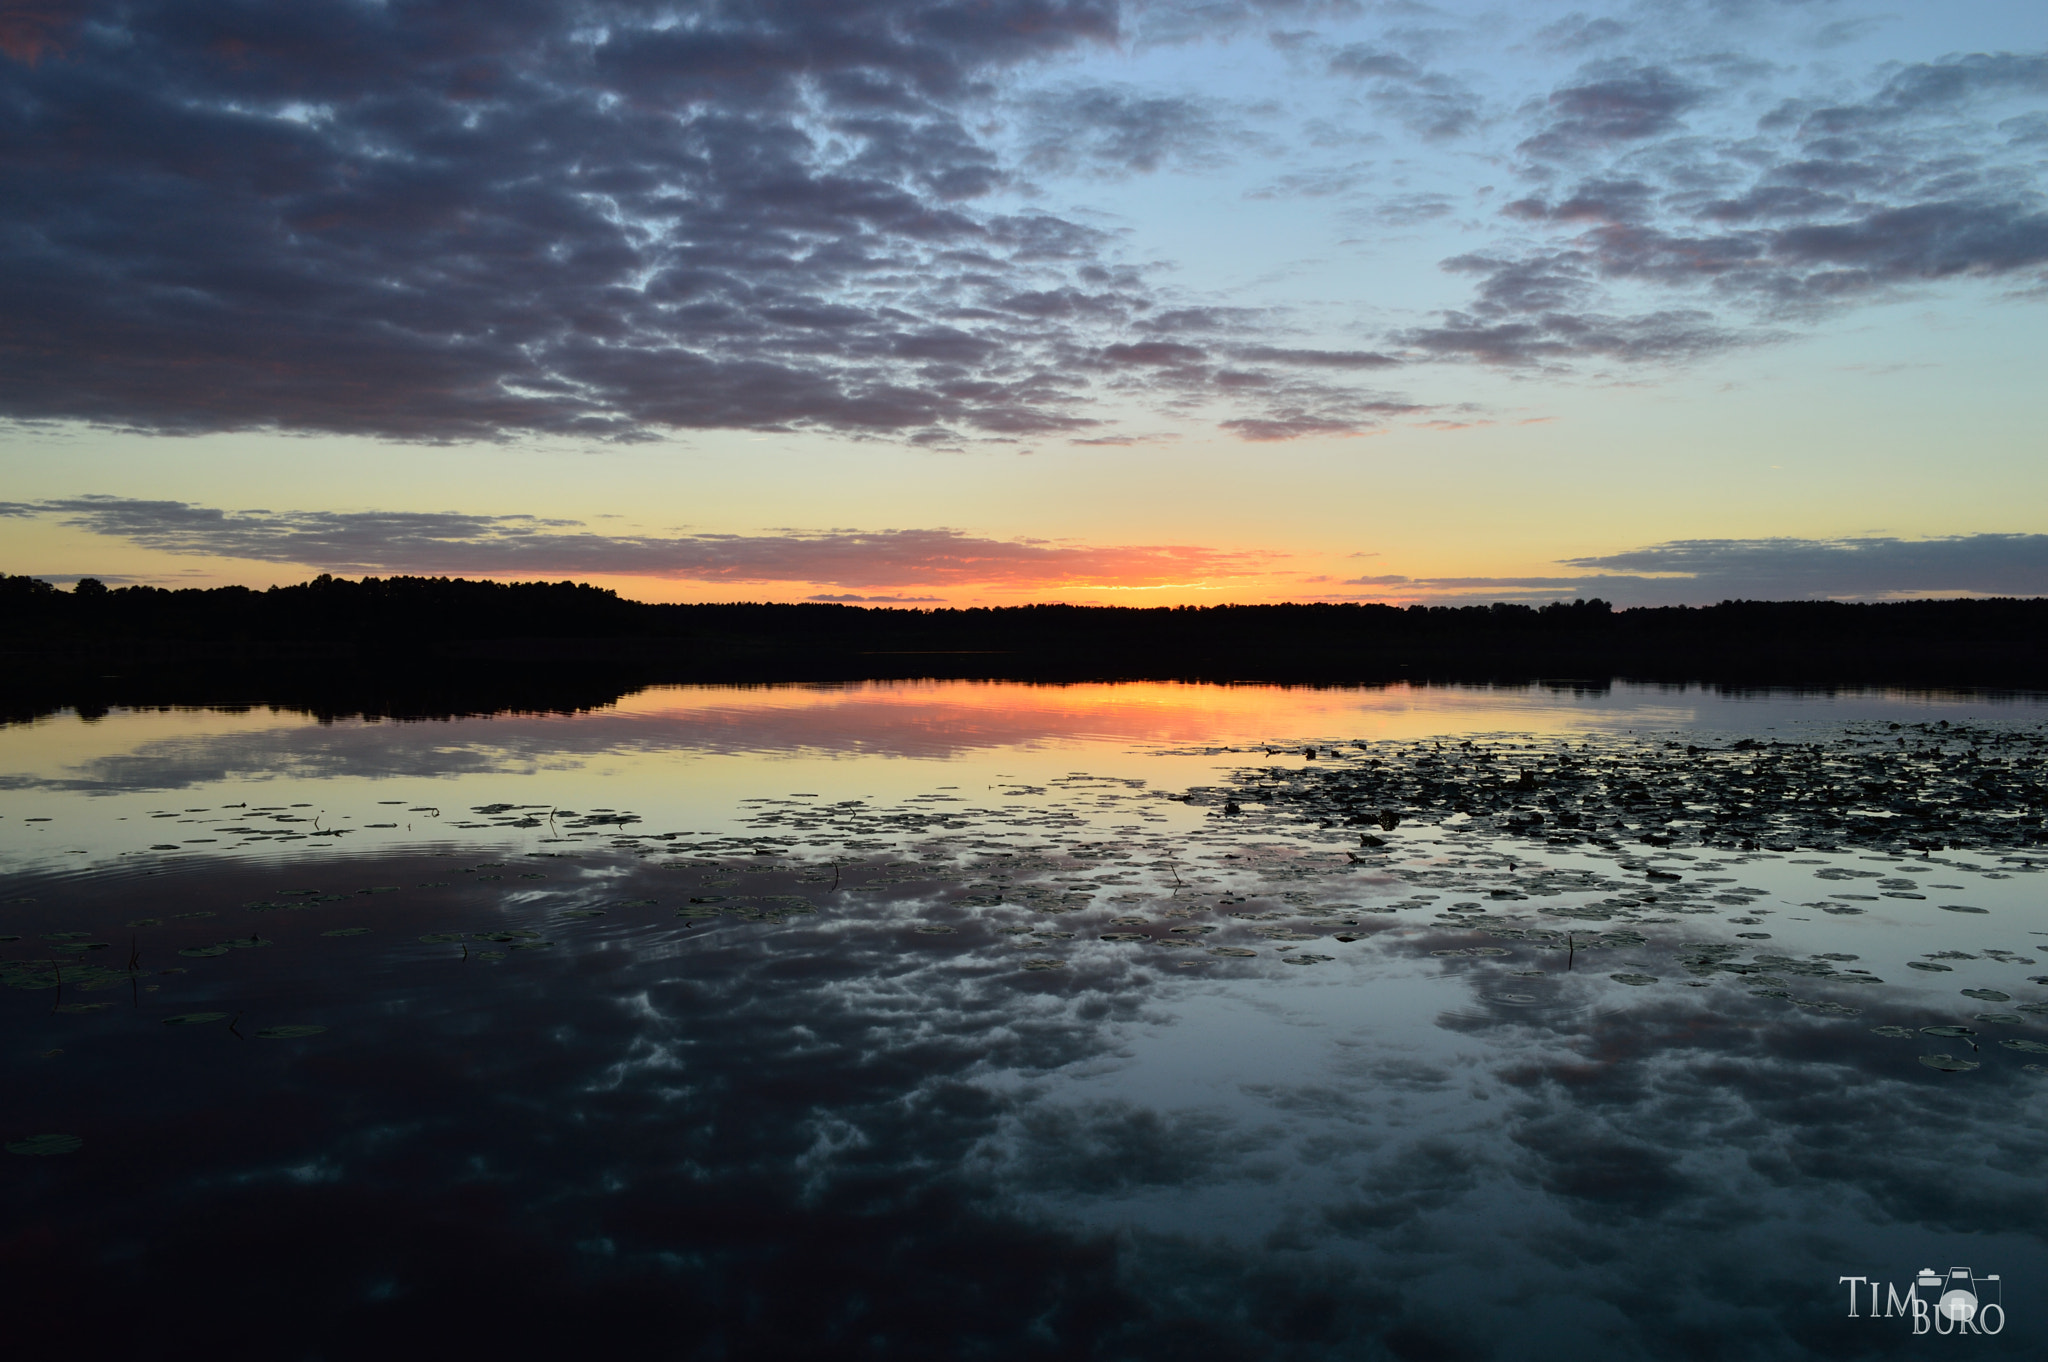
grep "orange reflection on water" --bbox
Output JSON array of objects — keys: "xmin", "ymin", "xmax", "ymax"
[{"xmin": 607, "ymin": 679, "xmax": 1688, "ymax": 760}]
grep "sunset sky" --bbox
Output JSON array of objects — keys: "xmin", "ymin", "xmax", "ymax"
[{"xmin": 2, "ymin": 0, "xmax": 2044, "ymax": 607}]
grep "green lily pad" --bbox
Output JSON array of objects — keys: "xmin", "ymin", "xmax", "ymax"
[
  {"xmin": 1921, "ymin": 1025, "xmax": 1977, "ymax": 1039},
  {"xmin": 161, "ymin": 1012, "xmax": 230, "ymax": 1025},
  {"xmin": 1610, "ymin": 973, "xmax": 1659, "ymax": 986},
  {"xmin": 1974, "ymin": 1012, "xmax": 2024, "ymax": 1024},
  {"xmin": 417, "ymin": 933, "xmax": 465, "ymax": 944},
  {"xmin": 1209, "ymin": 946, "xmax": 1258, "ymax": 957},
  {"xmin": 322, "ymin": 928, "xmax": 371, "ymax": 937},
  {"xmin": 1918, "ymin": 1054, "xmax": 1979, "ymax": 1072},
  {"xmin": 6, "ymin": 1133, "xmax": 82, "ymax": 1156},
  {"xmin": 1906, "ymin": 961, "xmax": 1952, "ymax": 972},
  {"xmin": 1937, "ymin": 904, "xmax": 1988, "ymax": 914},
  {"xmin": 1021, "ymin": 957, "xmax": 1066, "ymax": 971},
  {"xmin": 177, "ymin": 945, "xmax": 230, "ymax": 958},
  {"xmin": 1961, "ymin": 988, "xmax": 2010, "ymax": 1002},
  {"xmin": 1999, "ymin": 1038, "xmax": 2048, "ymax": 1054},
  {"xmin": 1869, "ymin": 1026, "xmax": 1915, "ymax": 1038},
  {"xmin": 255, "ymin": 1025, "xmax": 327, "ymax": 1039},
  {"xmin": 54, "ymin": 1002, "xmax": 112, "ymax": 1014}
]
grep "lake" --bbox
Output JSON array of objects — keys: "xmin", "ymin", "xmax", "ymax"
[{"xmin": 4, "ymin": 678, "xmax": 2045, "ymax": 1359}]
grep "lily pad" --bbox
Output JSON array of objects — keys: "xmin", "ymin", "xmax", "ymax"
[
  {"xmin": 176, "ymin": 945, "xmax": 231, "ymax": 958},
  {"xmin": 322, "ymin": 928, "xmax": 371, "ymax": 937},
  {"xmin": 255, "ymin": 1025, "xmax": 327, "ymax": 1039},
  {"xmin": 1021, "ymin": 958, "xmax": 1066, "ymax": 971},
  {"xmin": 5, "ymin": 1133, "xmax": 82, "ymax": 1156},
  {"xmin": 1609, "ymin": 973, "xmax": 1659, "ymax": 986},
  {"xmin": 1906, "ymin": 961, "xmax": 1953, "ymax": 972},
  {"xmin": 161, "ymin": 1012, "xmax": 230, "ymax": 1025},
  {"xmin": 913, "ymin": 924, "xmax": 957, "ymax": 934},
  {"xmin": 1869, "ymin": 1026, "xmax": 1915, "ymax": 1038},
  {"xmin": 1099, "ymin": 932, "xmax": 1149, "ymax": 942},
  {"xmin": 1209, "ymin": 946, "xmax": 1258, "ymax": 957},
  {"xmin": 417, "ymin": 933, "xmax": 465, "ymax": 944},
  {"xmin": 1920, "ymin": 1025, "xmax": 1976, "ymax": 1039},
  {"xmin": 1918, "ymin": 1054, "xmax": 1980, "ymax": 1072},
  {"xmin": 1937, "ymin": 904, "xmax": 1988, "ymax": 914},
  {"xmin": 1961, "ymin": 988, "xmax": 2010, "ymax": 1002},
  {"xmin": 54, "ymin": 1002, "xmax": 112, "ymax": 1014}
]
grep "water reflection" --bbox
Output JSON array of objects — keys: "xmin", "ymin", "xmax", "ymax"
[{"xmin": 4, "ymin": 682, "xmax": 2046, "ymax": 1357}]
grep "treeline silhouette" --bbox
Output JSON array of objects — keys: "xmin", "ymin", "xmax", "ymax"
[{"xmin": 4, "ymin": 573, "xmax": 2046, "ymax": 689}]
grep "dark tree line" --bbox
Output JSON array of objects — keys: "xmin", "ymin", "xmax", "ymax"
[{"xmin": 4, "ymin": 573, "xmax": 2045, "ymax": 685}]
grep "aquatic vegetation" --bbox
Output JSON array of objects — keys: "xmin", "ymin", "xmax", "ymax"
[{"xmin": 5, "ymin": 1132, "xmax": 82, "ymax": 1156}]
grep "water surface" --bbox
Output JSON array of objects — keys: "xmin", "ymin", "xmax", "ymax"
[{"xmin": 5, "ymin": 680, "xmax": 2045, "ymax": 1359}]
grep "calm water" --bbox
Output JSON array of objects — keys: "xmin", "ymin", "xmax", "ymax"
[{"xmin": 5, "ymin": 679, "xmax": 2046, "ymax": 1360}]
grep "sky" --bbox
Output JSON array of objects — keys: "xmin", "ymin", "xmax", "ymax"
[{"xmin": 1, "ymin": 0, "xmax": 2045, "ymax": 608}]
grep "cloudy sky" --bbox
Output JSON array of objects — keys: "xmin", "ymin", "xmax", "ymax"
[{"xmin": 2, "ymin": 0, "xmax": 2044, "ymax": 605}]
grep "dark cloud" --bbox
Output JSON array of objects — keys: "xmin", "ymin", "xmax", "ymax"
[
  {"xmin": 1327, "ymin": 41, "xmax": 1484, "ymax": 140},
  {"xmin": 0, "ymin": 0, "xmax": 1421, "ymax": 444},
  {"xmin": 1015, "ymin": 83, "xmax": 1235, "ymax": 176},
  {"xmin": 1518, "ymin": 63, "xmax": 1705, "ymax": 159},
  {"xmin": 1413, "ymin": 50, "xmax": 2048, "ymax": 365},
  {"xmin": 1560, "ymin": 533, "xmax": 2048, "ymax": 599},
  {"xmin": 13, "ymin": 495, "xmax": 1277, "ymax": 588},
  {"xmin": 1340, "ymin": 534, "xmax": 2048, "ymax": 605},
  {"xmin": 1531, "ymin": 13, "xmax": 1631, "ymax": 55},
  {"xmin": 806, "ymin": 592, "xmax": 946, "ymax": 602}
]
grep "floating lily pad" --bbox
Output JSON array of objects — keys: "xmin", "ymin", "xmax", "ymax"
[
  {"xmin": 913, "ymin": 924, "xmax": 957, "ymax": 934},
  {"xmin": 1609, "ymin": 973, "xmax": 1658, "ymax": 986},
  {"xmin": 177, "ymin": 945, "xmax": 231, "ymax": 958},
  {"xmin": 1283, "ymin": 954, "xmax": 1334, "ymax": 964},
  {"xmin": 161, "ymin": 1012, "xmax": 230, "ymax": 1025},
  {"xmin": 2000, "ymin": 1038, "xmax": 2048, "ymax": 1054},
  {"xmin": 1098, "ymin": 931, "xmax": 1148, "ymax": 942},
  {"xmin": 323, "ymin": 928, "xmax": 371, "ymax": 937},
  {"xmin": 1937, "ymin": 904, "xmax": 1988, "ymax": 914},
  {"xmin": 1961, "ymin": 988, "xmax": 2010, "ymax": 1002},
  {"xmin": 1906, "ymin": 961, "xmax": 1953, "ymax": 972},
  {"xmin": 1920, "ymin": 1025, "xmax": 1976, "ymax": 1039},
  {"xmin": 6, "ymin": 1133, "xmax": 81, "ymax": 1156},
  {"xmin": 1209, "ymin": 946, "xmax": 1257, "ymax": 957},
  {"xmin": 1974, "ymin": 1012, "xmax": 2024, "ymax": 1024},
  {"xmin": 1869, "ymin": 1026, "xmax": 1915, "ymax": 1038},
  {"xmin": 1021, "ymin": 958, "xmax": 1066, "ymax": 971},
  {"xmin": 255, "ymin": 1025, "xmax": 327, "ymax": 1039},
  {"xmin": 417, "ymin": 933, "xmax": 465, "ymax": 944},
  {"xmin": 54, "ymin": 1002, "xmax": 112, "ymax": 1014},
  {"xmin": 1918, "ymin": 1054, "xmax": 1979, "ymax": 1071}
]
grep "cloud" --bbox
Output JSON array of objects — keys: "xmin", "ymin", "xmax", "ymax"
[
  {"xmin": 1559, "ymin": 533, "xmax": 2048, "ymax": 599},
  {"xmin": 1410, "ymin": 49, "xmax": 2048, "ymax": 366},
  {"xmin": 806, "ymin": 593, "xmax": 946, "ymax": 603},
  {"xmin": 1517, "ymin": 63, "xmax": 1706, "ymax": 159},
  {"xmin": 1327, "ymin": 41, "xmax": 1485, "ymax": 140},
  {"xmin": 1336, "ymin": 534, "xmax": 2048, "ymax": 605},
  {"xmin": 15, "ymin": 495, "xmax": 1278, "ymax": 590},
  {"xmin": 0, "ymin": 0, "xmax": 1427, "ymax": 445},
  {"xmin": 1013, "ymin": 83, "xmax": 1236, "ymax": 176}
]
